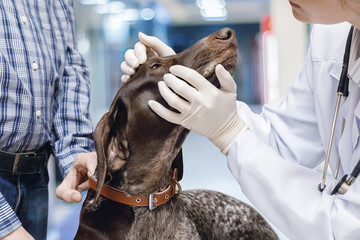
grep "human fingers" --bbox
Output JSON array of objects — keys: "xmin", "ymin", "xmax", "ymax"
[
  {"xmin": 158, "ymin": 80, "xmax": 189, "ymax": 113},
  {"xmin": 77, "ymin": 179, "xmax": 90, "ymax": 192},
  {"xmin": 73, "ymin": 152, "xmax": 97, "ymax": 177},
  {"xmin": 169, "ymin": 65, "xmax": 212, "ymax": 90},
  {"xmin": 139, "ymin": 32, "xmax": 175, "ymax": 57},
  {"xmin": 124, "ymin": 49, "xmax": 140, "ymax": 69},
  {"xmin": 215, "ymin": 64, "xmax": 237, "ymax": 93},
  {"xmin": 163, "ymin": 73, "xmax": 198, "ymax": 102},
  {"xmin": 55, "ymin": 168, "xmax": 82, "ymax": 203},
  {"xmin": 134, "ymin": 41, "xmax": 147, "ymax": 64},
  {"xmin": 121, "ymin": 61, "xmax": 135, "ymax": 76},
  {"xmin": 121, "ymin": 74, "xmax": 130, "ymax": 83},
  {"xmin": 148, "ymin": 100, "xmax": 182, "ymax": 124}
]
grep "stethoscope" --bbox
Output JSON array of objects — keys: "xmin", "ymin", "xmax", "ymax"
[{"xmin": 318, "ymin": 25, "xmax": 360, "ymax": 195}]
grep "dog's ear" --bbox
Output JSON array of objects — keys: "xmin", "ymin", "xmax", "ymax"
[
  {"xmin": 146, "ymin": 46, "xmax": 157, "ymax": 58},
  {"xmin": 171, "ymin": 149, "xmax": 183, "ymax": 181},
  {"xmin": 93, "ymin": 108, "xmax": 129, "ymax": 202}
]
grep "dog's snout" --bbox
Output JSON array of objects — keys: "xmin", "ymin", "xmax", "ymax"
[{"xmin": 216, "ymin": 28, "xmax": 234, "ymax": 42}]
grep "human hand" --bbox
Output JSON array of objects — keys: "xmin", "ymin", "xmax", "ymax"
[
  {"xmin": 2, "ymin": 226, "xmax": 34, "ymax": 240},
  {"xmin": 148, "ymin": 64, "xmax": 247, "ymax": 154},
  {"xmin": 120, "ymin": 32, "xmax": 175, "ymax": 83},
  {"xmin": 56, "ymin": 152, "xmax": 97, "ymax": 203}
]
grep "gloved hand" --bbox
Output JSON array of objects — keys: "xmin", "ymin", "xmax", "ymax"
[
  {"xmin": 148, "ymin": 64, "xmax": 248, "ymax": 154},
  {"xmin": 120, "ymin": 32, "xmax": 175, "ymax": 83}
]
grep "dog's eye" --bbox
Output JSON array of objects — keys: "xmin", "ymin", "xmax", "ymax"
[{"xmin": 150, "ymin": 63, "xmax": 161, "ymax": 69}]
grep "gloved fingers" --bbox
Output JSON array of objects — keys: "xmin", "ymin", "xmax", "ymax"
[
  {"xmin": 215, "ymin": 64, "xmax": 237, "ymax": 93},
  {"xmin": 121, "ymin": 74, "xmax": 131, "ymax": 83},
  {"xmin": 139, "ymin": 32, "xmax": 175, "ymax": 57},
  {"xmin": 163, "ymin": 73, "xmax": 197, "ymax": 102},
  {"xmin": 134, "ymin": 42, "xmax": 147, "ymax": 64},
  {"xmin": 148, "ymin": 100, "xmax": 182, "ymax": 124},
  {"xmin": 121, "ymin": 61, "xmax": 136, "ymax": 76},
  {"xmin": 169, "ymin": 65, "xmax": 212, "ymax": 90},
  {"xmin": 124, "ymin": 49, "xmax": 140, "ymax": 69},
  {"xmin": 158, "ymin": 80, "xmax": 190, "ymax": 113}
]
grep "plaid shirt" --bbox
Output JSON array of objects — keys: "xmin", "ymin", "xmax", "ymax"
[{"xmin": 0, "ymin": 0, "xmax": 94, "ymax": 237}]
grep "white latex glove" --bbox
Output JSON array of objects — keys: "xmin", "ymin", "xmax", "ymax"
[
  {"xmin": 148, "ymin": 64, "xmax": 248, "ymax": 154},
  {"xmin": 120, "ymin": 32, "xmax": 175, "ymax": 83}
]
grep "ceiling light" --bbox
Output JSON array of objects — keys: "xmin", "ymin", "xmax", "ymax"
[
  {"xmin": 196, "ymin": 0, "xmax": 227, "ymax": 21},
  {"xmin": 80, "ymin": 0, "xmax": 108, "ymax": 5}
]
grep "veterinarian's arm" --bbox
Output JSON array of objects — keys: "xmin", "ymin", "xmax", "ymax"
[
  {"xmin": 148, "ymin": 64, "xmax": 248, "ymax": 154},
  {"xmin": 228, "ymin": 130, "xmax": 360, "ymax": 239},
  {"xmin": 121, "ymin": 32, "xmax": 175, "ymax": 82}
]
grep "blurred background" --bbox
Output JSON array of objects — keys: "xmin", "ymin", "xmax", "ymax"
[{"xmin": 47, "ymin": 0, "xmax": 311, "ymax": 239}]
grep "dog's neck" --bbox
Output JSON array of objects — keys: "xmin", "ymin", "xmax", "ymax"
[
  {"xmin": 105, "ymin": 126, "xmax": 188, "ymax": 196},
  {"xmin": 107, "ymin": 155, "xmax": 174, "ymax": 196}
]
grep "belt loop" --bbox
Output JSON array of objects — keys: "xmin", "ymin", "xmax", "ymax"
[{"xmin": 12, "ymin": 154, "xmax": 21, "ymax": 175}]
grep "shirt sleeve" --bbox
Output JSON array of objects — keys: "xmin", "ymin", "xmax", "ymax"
[
  {"xmin": 51, "ymin": 0, "xmax": 95, "ymax": 178},
  {"xmin": 0, "ymin": 193, "xmax": 21, "ymax": 239}
]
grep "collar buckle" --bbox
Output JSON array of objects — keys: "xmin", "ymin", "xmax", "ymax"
[{"xmin": 148, "ymin": 192, "xmax": 158, "ymax": 211}]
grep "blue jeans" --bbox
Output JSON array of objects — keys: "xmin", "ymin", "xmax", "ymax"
[{"xmin": 0, "ymin": 168, "xmax": 49, "ymax": 240}]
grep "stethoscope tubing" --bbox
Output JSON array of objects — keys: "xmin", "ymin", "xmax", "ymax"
[
  {"xmin": 319, "ymin": 25, "xmax": 356, "ymax": 195},
  {"xmin": 319, "ymin": 93, "xmax": 343, "ymax": 192}
]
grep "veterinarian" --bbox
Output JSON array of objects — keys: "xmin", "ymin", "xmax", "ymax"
[
  {"xmin": 0, "ymin": 1, "xmax": 97, "ymax": 240},
  {"xmin": 121, "ymin": 0, "xmax": 360, "ymax": 239}
]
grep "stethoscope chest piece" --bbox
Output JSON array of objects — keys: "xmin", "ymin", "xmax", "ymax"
[
  {"xmin": 331, "ymin": 174, "xmax": 349, "ymax": 195},
  {"xmin": 331, "ymin": 159, "xmax": 360, "ymax": 195}
]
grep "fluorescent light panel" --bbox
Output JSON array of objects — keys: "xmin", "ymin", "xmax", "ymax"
[{"xmin": 196, "ymin": 0, "xmax": 227, "ymax": 21}]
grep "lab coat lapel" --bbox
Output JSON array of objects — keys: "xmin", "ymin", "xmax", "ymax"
[
  {"xmin": 349, "ymin": 53, "xmax": 360, "ymax": 151},
  {"xmin": 329, "ymin": 57, "xmax": 343, "ymax": 82},
  {"xmin": 345, "ymin": 27, "xmax": 360, "ymax": 170},
  {"xmin": 337, "ymin": 75, "xmax": 360, "ymax": 173},
  {"xmin": 344, "ymin": 80, "xmax": 360, "ymax": 171}
]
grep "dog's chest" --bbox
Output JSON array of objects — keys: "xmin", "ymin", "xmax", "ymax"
[{"xmin": 125, "ymin": 203, "xmax": 200, "ymax": 240}]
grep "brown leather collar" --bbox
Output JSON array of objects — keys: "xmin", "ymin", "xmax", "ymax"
[{"xmin": 88, "ymin": 169, "xmax": 182, "ymax": 210}]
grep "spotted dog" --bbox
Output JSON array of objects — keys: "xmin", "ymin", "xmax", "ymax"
[{"xmin": 75, "ymin": 28, "xmax": 278, "ymax": 240}]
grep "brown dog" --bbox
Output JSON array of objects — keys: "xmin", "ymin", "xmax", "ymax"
[{"xmin": 75, "ymin": 28, "xmax": 278, "ymax": 240}]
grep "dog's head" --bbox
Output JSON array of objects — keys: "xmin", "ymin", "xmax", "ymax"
[{"xmin": 93, "ymin": 28, "xmax": 237, "ymax": 201}]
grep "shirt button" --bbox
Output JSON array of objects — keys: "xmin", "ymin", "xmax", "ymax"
[
  {"xmin": 36, "ymin": 110, "xmax": 42, "ymax": 118},
  {"xmin": 32, "ymin": 62, "xmax": 38, "ymax": 71},
  {"xmin": 21, "ymin": 16, "xmax": 27, "ymax": 24}
]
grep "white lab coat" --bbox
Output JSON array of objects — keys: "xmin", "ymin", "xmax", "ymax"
[{"xmin": 228, "ymin": 22, "xmax": 360, "ymax": 240}]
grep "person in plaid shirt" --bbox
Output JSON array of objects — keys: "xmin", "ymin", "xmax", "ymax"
[{"xmin": 0, "ymin": 1, "xmax": 97, "ymax": 239}]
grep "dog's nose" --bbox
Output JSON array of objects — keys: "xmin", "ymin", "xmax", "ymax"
[{"xmin": 215, "ymin": 28, "xmax": 234, "ymax": 42}]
